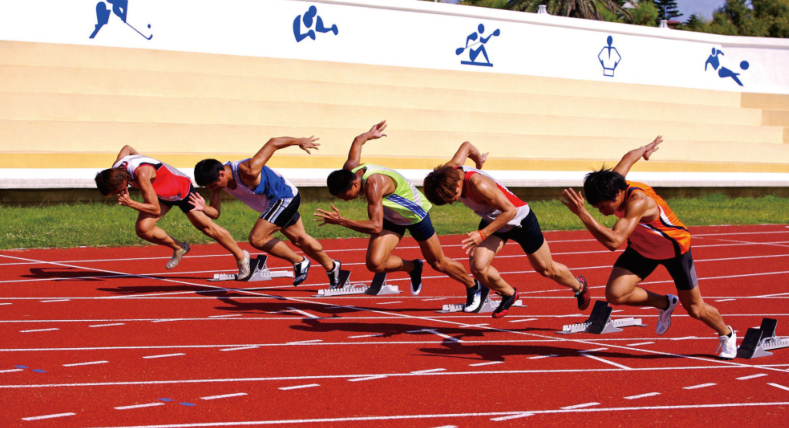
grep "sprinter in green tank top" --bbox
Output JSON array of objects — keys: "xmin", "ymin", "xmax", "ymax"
[{"xmin": 316, "ymin": 121, "xmax": 482, "ymax": 306}]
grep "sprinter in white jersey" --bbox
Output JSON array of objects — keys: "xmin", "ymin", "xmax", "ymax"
[
  {"xmin": 95, "ymin": 145, "xmax": 251, "ymax": 278},
  {"xmin": 193, "ymin": 136, "xmax": 341, "ymax": 287},
  {"xmin": 423, "ymin": 142, "xmax": 590, "ymax": 318}
]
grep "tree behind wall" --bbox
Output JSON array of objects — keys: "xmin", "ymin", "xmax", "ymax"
[
  {"xmin": 654, "ymin": 0, "xmax": 683, "ymax": 22},
  {"xmin": 506, "ymin": 0, "xmax": 632, "ymax": 21},
  {"xmin": 681, "ymin": 0, "xmax": 789, "ymax": 38}
]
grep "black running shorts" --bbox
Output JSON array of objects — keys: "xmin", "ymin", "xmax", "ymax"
[
  {"xmin": 159, "ymin": 185, "xmax": 197, "ymax": 214},
  {"xmin": 381, "ymin": 214, "xmax": 436, "ymax": 242},
  {"xmin": 480, "ymin": 209, "xmax": 545, "ymax": 255},
  {"xmin": 614, "ymin": 246, "xmax": 699, "ymax": 291},
  {"xmin": 260, "ymin": 193, "xmax": 301, "ymax": 229}
]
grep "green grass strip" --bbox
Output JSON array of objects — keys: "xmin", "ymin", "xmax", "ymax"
[{"xmin": 2, "ymin": 194, "xmax": 788, "ymax": 250}]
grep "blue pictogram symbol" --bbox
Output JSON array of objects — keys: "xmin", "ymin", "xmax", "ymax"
[
  {"xmin": 293, "ymin": 5, "xmax": 338, "ymax": 42},
  {"xmin": 705, "ymin": 48, "xmax": 749, "ymax": 86},
  {"xmin": 90, "ymin": 0, "xmax": 152, "ymax": 40},
  {"xmin": 456, "ymin": 24, "xmax": 500, "ymax": 67},
  {"xmin": 598, "ymin": 36, "xmax": 621, "ymax": 77}
]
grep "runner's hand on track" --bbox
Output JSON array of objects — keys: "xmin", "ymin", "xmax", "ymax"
[
  {"xmin": 561, "ymin": 188, "xmax": 587, "ymax": 216},
  {"xmin": 314, "ymin": 204, "xmax": 343, "ymax": 226},
  {"xmin": 298, "ymin": 136, "xmax": 320, "ymax": 154},
  {"xmin": 189, "ymin": 193, "xmax": 206, "ymax": 212}
]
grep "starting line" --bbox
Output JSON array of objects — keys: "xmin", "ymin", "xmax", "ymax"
[
  {"xmin": 208, "ymin": 256, "xmax": 294, "ymax": 282},
  {"xmin": 437, "ymin": 297, "xmax": 525, "ymax": 314},
  {"xmin": 557, "ymin": 301, "xmax": 646, "ymax": 335},
  {"xmin": 313, "ymin": 271, "xmax": 401, "ymax": 297}
]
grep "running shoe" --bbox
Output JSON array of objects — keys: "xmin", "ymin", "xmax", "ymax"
[
  {"xmin": 293, "ymin": 257, "xmax": 311, "ymax": 286},
  {"xmin": 409, "ymin": 259, "xmax": 423, "ymax": 296},
  {"xmin": 236, "ymin": 250, "xmax": 251, "ymax": 281},
  {"xmin": 464, "ymin": 280, "xmax": 490, "ymax": 313},
  {"xmin": 575, "ymin": 276, "xmax": 591, "ymax": 311},
  {"xmin": 492, "ymin": 288, "xmax": 519, "ymax": 319},
  {"xmin": 716, "ymin": 326, "xmax": 737, "ymax": 360},
  {"xmin": 166, "ymin": 242, "xmax": 190, "ymax": 270},
  {"xmin": 656, "ymin": 294, "xmax": 679, "ymax": 335},
  {"xmin": 327, "ymin": 260, "xmax": 342, "ymax": 289}
]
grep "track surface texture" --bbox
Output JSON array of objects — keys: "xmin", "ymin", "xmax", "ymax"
[{"xmin": 1, "ymin": 224, "xmax": 788, "ymax": 427}]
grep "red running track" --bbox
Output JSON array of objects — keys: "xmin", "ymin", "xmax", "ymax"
[{"xmin": 1, "ymin": 224, "xmax": 788, "ymax": 427}]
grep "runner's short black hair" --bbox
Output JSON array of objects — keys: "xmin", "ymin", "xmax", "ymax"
[
  {"xmin": 194, "ymin": 159, "xmax": 224, "ymax": 186},
  {"xmin": 327, "ymin": 169, "xmax": 357, "ymax": 196},
  {"xmin": 583, "ymin": 168, "xmax": 628, "ymax": 206}
]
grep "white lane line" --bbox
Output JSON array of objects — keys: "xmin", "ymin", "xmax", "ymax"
[
  {"xmin": 578, "ymin": 348, "xmax": 608, "ymax": 353},
  {"xmin": 376, "ymin": 301, "xmax": 402, "ymax": 305},
  {"xmin": 491, "ymin": 412, "xmax": 534, "ymax": 421},
  {"xmin": 142, "ymin": 353, "xmax": 185, "ymax": 359},
  {"xmin": 63, "ymin": 361, "xmax": 108, "ymax": 367},
  {"xmin": 348, "ymin": 334, "xmax": 383, "ymax": 339},
  {"xmin": 640, "ymin": 307, "xmax": 653, "ymax": 310},
  {"xmin": 509, "ymin": 318, "xmax": 538, "ymax": 323},
  {"xmin": 421, "ymin": 298, "xmax": 446, "ymax": 301},
  {"xmin": 626, "ymin": 342, "xmax": 655, "ymax": 347},
  {"xmin": 286, "ymin": 340, "xmax": 323, "ymax": 345},
  {"xmin": 715, "ymin": 299, "xmax": 736, "ymax": 302},
  {"xmin": 624, "ymin": 392, "xmax": 661, "ymax": 400},
  {"xmin": 20, "ymin": 328, "xmax": 59, "ymax": 333},
  {"xmin": 0, "ymin": 303, "xmax": 11, "ymax": 306},
  {"xmin": 469, "ymin": 361, "xmax": 504, "ymax": 367},
  {"xmin": 407, "ymin": 329, "xmax": 462, "ymax": 343},
  {"xmin": 40, "ymin": 299, "xmax": 70, "ymax": 303},
  {"xmin": 208, "ymin": 314, "xmax": 243, "ymax": 318},
  {"xmin": 0, "ymin": 368, "xmax": 24, "ymax": 373},
  {"xmin": 279, "ymin": 384, "xmax": 320, "ymax": 391},
  {"xmin": 21, "ymin": 412, "xmax": 75, "ymax": 421},
  {"xmin": 529, "ymin": 354, "xmax": 558, "ymax": 360},
  {"xmin": 411, "ymin": 369, "xmax": 446, "ymax": 374},
  {"xmin": 582, "ymin": 354, "xmax": 632, "ymax": 370},
  {"xmin": 220, "ymin": 346, "xmax": 259, "ymax": 352},
  {"xmin": 612, "ymin": 310, "xmax": 624, "ymax": 313},
  {"xmin": 115, "ymin": 402, "xmax": 165, "ymax": 410},
  {"xmin": 286, "ymin": 308, "xmax": 319, "ymax": 319},
  {"xmin": 737, "ymin": 373, "xmax": 768, "ymax": 380},
  {"xmin": 200, "ymin": 393, "xmax": 248, "ymax": 400},
  {"xmin": 769, "ymin": 383, "xmax": 789, "ymax": 392},
  {"xmin": 684, "ymin": 383, "xmax": 717, "ymax": 390},
  {"xmin": 561, "ymin": 402, "xmax": 600, "ymax": 410},
  {"xmin": 348, "ymin": 375, "xmax": 387, "ymax": 382},
  {"xmin": 89, "ymin": 323, "xmax": 125, "ymax": 328}
]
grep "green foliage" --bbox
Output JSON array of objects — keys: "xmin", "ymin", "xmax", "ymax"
[
  {"xmin": 2, "ymin": 194, "xmax": 787, "ymax": 249},
  {"xmin": 681, "ymin": 0, "xmax": 789, "ymax": 38},
  {"xmin": 507, "ymin": 0, "xmax": 632, "ymax": 21},
  {"xmin": 459, "ymin": 0, "xmax": 510, "ymax": 8},
  {"xmin": 655, "ymin": 0, "xmax": 683, "ymax": 21}
]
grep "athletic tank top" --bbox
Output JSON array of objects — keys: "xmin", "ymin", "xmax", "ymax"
[
  {"xmin": 458, "ymin": 166, "xmax": 530, "ymax": 233},
  {"xmin": 222, "ymin": 159, "xmax": 298, "ymax": 213},
  {"xmin": 353, "ymin": 164, "xmax": 431, "ymax": 226},
  {"xmin": 113, "ymin": 155, "xmax": 192, "ymax": 202},
  {"xmin": 615, "ymin": 181, "xmax": 691, "ymax": 260}
]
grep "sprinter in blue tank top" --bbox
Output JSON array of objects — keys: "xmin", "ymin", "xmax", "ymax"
[{"xmin": 193, "ymin": 136, "xmax": 342, "ymax": 287}]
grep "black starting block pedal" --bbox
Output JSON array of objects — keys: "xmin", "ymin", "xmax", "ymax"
[
  {"xmin": 556, "ymin": 300, "xmax": 646, "ymax": 335},
  {"xmin": 737, "ymin": 318, "xmax": 789, "ymax": 359},
  {"xmin": 208, "ymin": 255, "xmax": 294, "ymax": 282},
  {"xmin": 313, "ymin": 271, "xmax": 402, "ymax": 297}
]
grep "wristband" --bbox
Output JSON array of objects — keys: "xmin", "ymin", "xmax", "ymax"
[{"xmin": 478, "ymin": 231, "xmax": 486, "ymax": 241}]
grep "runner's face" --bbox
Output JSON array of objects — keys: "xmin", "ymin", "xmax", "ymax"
[
  {"xmin": 449, "ymin": 180, "xmax": 463, "ymax": 204},
  {"xmin": 336, "ymin": 179, "xmax": 361, "ymax": 201},
  {"xmin": 206, "ymin": 171, "xmax": 229, "ymax": 191},
  {"xmin": 592, "ymin": 191, "xmax": 624, "ymax": 216}
]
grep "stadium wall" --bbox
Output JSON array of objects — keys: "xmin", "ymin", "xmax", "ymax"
[{"xmin": 1, "ymin": 0, "xmax": 789, "ymax": 200}]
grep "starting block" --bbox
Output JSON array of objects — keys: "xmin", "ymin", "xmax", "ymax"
[
  {"xmin": 208, "ymin": 255, "xmax": 294, "ymax": 282},
  {"xmin": 557, "ymin": 300, "xmax": 646, "ymax": 335},
  {"xmin": 313, "ymin": 271, "xmax": 402, "ymax": 297},
  {"xmin": 737, "ymin": 318, "xmax": 789, "ymax": 359},
  {"xmin": 436, "ymin": 296, "xmax": 525, "ymax": 314}
]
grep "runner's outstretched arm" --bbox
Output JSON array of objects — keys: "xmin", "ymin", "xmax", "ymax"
[
  {"xmin": 445, "ymin": 141, "xmax": 488, "ymax": 169},
  {"xmin": 342, "ymin": 120, "xmax": 387, "ymax": 171},
  {"xmin": 114, "ymin": 145, "xmax": 140, "ymax": 164},
  {"xmin": 612, "ymin": 136, "xmax": 662, "ymax": 178},
  {"xmin": 239, "ymin": 136, "xmax": 319, "ymax": 184},
  {"xmin": 314, "ymin": 174, "xmax": 388, "ymax": 235}
]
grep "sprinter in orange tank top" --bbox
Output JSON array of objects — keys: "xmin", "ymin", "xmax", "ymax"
[{"xmin": 561, "ymin": 136, "xmax": 737, "ymax": 359}]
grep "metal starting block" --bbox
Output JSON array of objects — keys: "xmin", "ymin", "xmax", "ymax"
[
  {"xmin": 313, "ymin": 271, "xmax": 402, "ymax": 297},
  {"xmin": 737, "ymin": 318, "xmax": 789, "ymax": 359},
  {"xmin": 208, "ymin": 255, "xmax": 294, "ymax": 282},
  {"xmin": 436, "ymin": 296, "xmax": 525, "ymax": 314},
  {"xmin": 556, "ymin": 300, "xmax": 646, "ymax": 335}
]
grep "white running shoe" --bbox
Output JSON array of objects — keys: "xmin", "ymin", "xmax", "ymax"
[
  {"xmin": 656, "ymin": 294, "xmax": 679, "ymax": 335},
  {"xmin": 236, "ymin": 250, "xmax": 251, "ymax": 281},
  {"xmin": 293, "ymin": 257, "xmax": 311, "ymax": 286},
  {"xmin": 166, "ymin": 242, "xmax": 190, "ymax": 270},
  {"xmin": 717, "ymin": 326, "xmax": 737, "ymax": 360}
]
